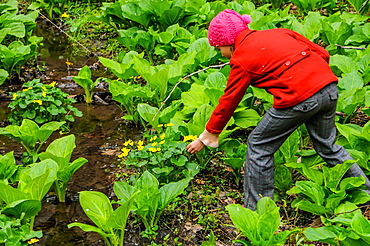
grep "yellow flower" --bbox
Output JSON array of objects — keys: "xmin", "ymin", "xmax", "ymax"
[
  {"xmin": 137, "ymin": 145, "xmax": 144, "ymax": 151},
  {"xmin": 42, "ymin": 86, "xmax": 47, "ymax": 91},
  {"xmin": 119, "ymin": 147, "xmax": 131, "ymax": 157},
  {"xmin": 49, "ymin": 81, "xmax": 56, "ymax": 87},
  {"xmin": 159, "ymin": 140, "xmax": 165, "ymax": 144},
  {"xmin": 22, "ymin": 88, "xmax": 29, "ymax": 92},
  {"xmin": 137, "ymin": 140, "xmax": 144, "ymax": 146},
  {"xmin": 156, "ymin": 147, "xmax": 161, "ymax": 152},
  {"xmin": 150, "ymin": 136, "xmax": 158, "ymax": 141},
  {"xmin": 166, "ymin": 123, "xmax": 174, "ymax": 127},
  {"xmin": 61, "ymin": 12, "xmax": 69, "ymax": 18},
  {"xmin": 32, "ymin": 100, "xmax": 42, "ymax": 105},
  {"xmin": 12, "ymin": 93, "xmax": 17, "ymax": 100},
  {"xmin": 183, "ymin": 135, "xmax": 198, "ymax": 142},
  {"xmin": 123, "ymin": 140, "xmax": 134, "ymax": 146},
  {"xmin": 151, "ymin": 142, "xmax": 158, "ymax": 147},
  {"xmin": 148, "ymin": 147, "xmax": 156, "ymax": 152},
  {"xmin": 134, "ymin": 75, "xmax": 141, "ymax": 82},
  {"xmin": 157, "ymin": 124, "xmax": 164, "ymax": 127},
  {"xmin": 160, "ymin": 133, "xmax": 165, "ymax": 139},
  {"xmin": 66, "ymin": 61, "xmax": 74, "ymax": 66},
  {"xmin": 42, "ymin": 91, "xmax": 47, "ymax": 97},
  {"xmin": 28, "ymin": 238, "xmax": 39, "ymax": 244}
]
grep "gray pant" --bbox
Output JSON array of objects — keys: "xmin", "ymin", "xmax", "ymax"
[{"xmin": 244, "ymin": 82, "xmax": 370, "ymax": 210}]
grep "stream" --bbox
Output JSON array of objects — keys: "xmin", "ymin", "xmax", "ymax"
[{"xmin": 0, "ymin": 19, "xmax": 144, "ymax": 245}]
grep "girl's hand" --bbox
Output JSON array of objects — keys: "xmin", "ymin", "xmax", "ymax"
[{"xmin": 186, "ymin": 139, "xmax": 205, "ymax": 154}]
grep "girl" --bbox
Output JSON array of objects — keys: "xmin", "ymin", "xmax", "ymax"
[{"xmin": 186, "ymin": 9, "xmax": 370, "ymax": 210}]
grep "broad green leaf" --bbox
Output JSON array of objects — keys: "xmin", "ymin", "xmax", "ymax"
[
  {"xmin": 322, "ymin": 160, "xmax": 355, "ymax": 190},
  {"xmin": 351, "ymin": 213, "xmax": 370, "ymax": 243},
  {"xmin": 226, "ymin": 204, "xmax": 259, "ymax": 243},
  {"xmin": 107, "ymin": 191, "xmax": 137, "ymax": 229},
  {"xmin": 0, "ymin": 151, "xmax": 17, "ymax": 181},
  {"xmin": 181, "ymin": 84, "xmax": 209, "ymax": 108},
  {"xmin": 304, "ymin": 226, "xmax": 338, "ymax": 244},
  {"xmin": 114, "ymin": 181, "xmax": 136, "ymax": 203},
  {"xmin": 294, "ymin": 200, "xmax": 328, "ymax": 215},
  {"xmin": 0, "ymin": 69, "xmax": 8, "ymax": 85},
  {"xmin": 188, "ymin": 38, "xmax": 217, "ymax": 64},
  {"xmin": 38, "ymin": 121, "xmax": 65, "ymax": 143},
  {"xmin": 39, "ymin": 134, "xmax": 76, "ymax": 169},
  {"xmin": 288, "ymin": 181, "xmax": 326, "ymax": 205},
  {"xmin": 234, "ymin": 109, "xmax": 261, "ymax": 129},
  {"xmin": 2, "ymin": 199, "xmax": 41, "ymax": 220},
  {"xmin": 137, "ymin": 103, "xmax": 159, "ymax": 126},
  {"xmin": 274, "ymin": 165, "xmax": 292, "ymax": 192},
  {"xmin": 159, "ymin": 178, "xmax": 191, "ymax": 210},
  {"xmin": 68, "ymin": 222, "xmax": 113, "ymax": 237},
  {"xmin": 338, "ymin": 71, "xmax": 364, "ymax": 91},
  {"xmin": 279, "ymin": 130, "xmax": 300, "ymax": 162},
  {"xmin": 331, "ymin": 55, "xmax": 360, "ymax": 74},
  {"xmin": 0, "ymin": 182, "xmax": 29, "ymax": 204},
  {"xmin": 79, "ymin": 191, "xmax": 113, "ymax": 232}
]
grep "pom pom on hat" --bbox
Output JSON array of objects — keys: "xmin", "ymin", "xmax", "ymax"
[{"xmin": 208, "ymin": 9, "xmax": 252, "ymax": 47}]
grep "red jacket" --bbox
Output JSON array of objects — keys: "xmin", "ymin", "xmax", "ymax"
[{"xmin": 206, "ymin": 28, "xmax": 338, "ymax": 134}]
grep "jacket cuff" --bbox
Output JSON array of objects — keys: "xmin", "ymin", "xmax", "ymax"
[{"xmin": 199, "ymin": 130, "xmax": 219, "ymax": 148}]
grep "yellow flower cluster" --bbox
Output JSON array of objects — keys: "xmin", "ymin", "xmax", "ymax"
[
  {"xmin": 28, "ymin": 238, "xmax": 39, "ymax": 244},
  {"xmin": 137, "ymin": 140, "xmax": 144, "ymax": 150},
  {"xmin": 118, "ymin": 147, "xmax": 131, "ymax": 158},
  {"xmin": 148, "ymin": 147, "xmax": 161, "ymax": 152},
  {"xmin": 183, "ymin": 135, "xmax": 198, "ymax": 142},
  {"xmin": 157, "ymin": 123, "xmax": 174, "ymax": 127},
  {"xmin": 61, "ymin": 12, "xmax": 69, "ymax": 18},
  {"xmin": 32, "ymin": 100, "xmax": 42, "ymax": 105},
  {"xmin": 123, "ymin": 139, "xmax": 134, "ymax": 146}
]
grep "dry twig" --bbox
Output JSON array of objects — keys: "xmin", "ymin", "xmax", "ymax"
[
  {"xmin": 152, "ymin": 62, "xmax": 230, "ymax": 121},
  {"xmin": 335, "ymin": 44, "xmax": 366, "ymax": 50}
]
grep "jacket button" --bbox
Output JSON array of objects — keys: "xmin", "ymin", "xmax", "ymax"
[
  {"xmin": 285, "ymin": 61, "xmax": 290, "ymax": 66},
  {"xmin": 302, "ymin": 51, "xmax": 306, "ymax": 55}
]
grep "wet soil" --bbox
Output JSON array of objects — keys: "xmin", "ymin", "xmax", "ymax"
[{"xmin": 1, "ymin": 17, "xmax": 370, "ymax": 246}]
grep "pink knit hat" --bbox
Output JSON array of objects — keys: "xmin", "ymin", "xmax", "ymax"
[{"xmin": 208, "ymin": 9, "xmax": 252, "ymax": 47}]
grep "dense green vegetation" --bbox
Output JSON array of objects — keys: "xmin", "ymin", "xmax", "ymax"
[{"xmin": 0, "ymin": 0, "xmax": 370, "ymax": 245}]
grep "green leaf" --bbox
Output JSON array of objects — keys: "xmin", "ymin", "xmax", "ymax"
[
  {"xmin": 0, "ymin": 151, "xmax": 17, "ymax": 181},
  {"xmin": 274, "ymin": 165, "xmax": 292, "ymax": 192},
  {"xmin": 68, "ymin": 222, "xmax": 113, "ymax": 237},
  {"xmin": 79, "ymin": 191, "xmax": 113, "ymax": 232},
  {"xmin": 2, "ymin": 199, "xmax": 41, "ymax": 220},
  {"xmin": 0, "ymin": 69, "xmax": 8, "ymax": 85},
  {"xmin": 234, "ymin": 109, "xmax": 261, "ymax": 129},
  {"xmin": 159, "ymin": 177, "xmax": 191, "ymax": 210}
]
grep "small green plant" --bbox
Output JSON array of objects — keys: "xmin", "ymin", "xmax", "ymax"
[
  {"xmin": 68, "ymin": 188, "xmax": 138, "ymax": 246},
  {"xmin": 72, "ymin": 65, "xmax": 103, "ymax": 104},
  {"xmin": 226, "ymin": 197, "xmax": 299, "ymax": 246},
  {"xmin": 0, "ymin": 214, "xmax": 42, "ymax": 246},
  {"xmin": 220, "ymin": 142, "xmax": 246, "ymax": 186},
  {"xmin": 114, "ymin": 171, "xmax": 191, "ymax": 237},
  {"xmin": 39, "ymin": 134, "xmax": 88, "ymax": 202},
  {"xmin": 8, "ymin": 79, "xmax": 82, "ymax": 126},
  {"xmin": 119, "ymin": 124, "xmax": 200, "ymax": 183},
  {"xmin": 0, "ymin": 159, "xmax": 58, "ymax": 231},
  {"xmin": 0, "ymin": 119, "xmax": 65, "ymax": 164}
]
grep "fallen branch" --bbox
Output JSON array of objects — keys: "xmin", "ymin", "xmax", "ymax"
[
  {"xmin": 359, "ymin": 0, "xmax": 369, "ymax": 13},
  {"xmin": 335, "ymin": 44, "xmax": 366, "ymax": 50},
  {"xmin": 152, "ymin": 62, "xmax": 230, "ymax": 121}
]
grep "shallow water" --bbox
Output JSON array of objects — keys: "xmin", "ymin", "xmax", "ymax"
[{"xmin": 0, "ymin": 19, "xmax": 144, "ymax": 245}]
